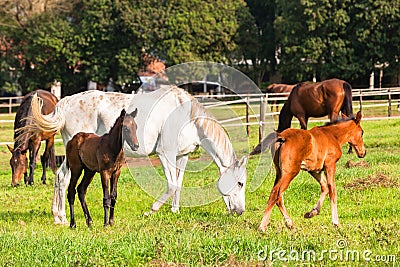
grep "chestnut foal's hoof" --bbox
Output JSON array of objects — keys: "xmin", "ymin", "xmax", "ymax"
[
  {"xmin": 258, "ymin": 226, "xmax": 267, "ymax": 232},
  {"xmin": 304, "ymin": 209, "xmax": 319, "ymax": 219}
]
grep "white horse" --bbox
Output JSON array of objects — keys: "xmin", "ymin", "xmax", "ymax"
[{"xmin": 25, "ymin": 86, "xmax": 247, "ymax": 225}]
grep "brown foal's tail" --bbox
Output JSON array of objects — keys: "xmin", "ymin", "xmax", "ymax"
[
  {"xmin": 250, "ymin": 132, "xmax": 278, "ymax": 155},
  {"xmin": 342, "ymin": 82, "xmax": 353, "ymax": 116}
]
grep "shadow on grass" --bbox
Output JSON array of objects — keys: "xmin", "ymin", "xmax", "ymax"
[{"xmin": 0, "ymin": 209, "xmax": 50, "ymax": 224}]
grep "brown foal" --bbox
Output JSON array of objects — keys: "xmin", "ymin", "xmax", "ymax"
[{"xmin": 66, "ymin": 109, "xmax": 139, "ymax": 228}]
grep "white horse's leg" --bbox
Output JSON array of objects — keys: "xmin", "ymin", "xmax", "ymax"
[
  {"xmin": 147, "ymin": 153, "xmax": 177, "ymax": 214},
  {"xmin": 53, "ymin": 160, "xmax": 70, "ymax": 225},
  {"xmin": 171, "ymin": 155, "xmax": 189, "ymax": 213},
  {"xmin": 52, "ymin": 161, "xmax": 65, "ymax": 224}
]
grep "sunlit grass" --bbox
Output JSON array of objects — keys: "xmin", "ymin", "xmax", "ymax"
[{"xmin": 0, "ymin": 110, "xmax": 399, "ymax": 266}]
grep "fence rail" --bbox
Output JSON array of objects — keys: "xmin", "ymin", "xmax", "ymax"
[{"xmin": 0, "ymin": 96, "xmax": 23, "ymax": 114}]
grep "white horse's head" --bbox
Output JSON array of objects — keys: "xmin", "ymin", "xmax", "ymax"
[{"xmin": 217, "ymin": 156, "xmax": 247, "ymax": 215}]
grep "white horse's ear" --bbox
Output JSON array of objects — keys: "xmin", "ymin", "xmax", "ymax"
[{"xmin": 131, "ymin": 108, "xmax": 138, "ymax": 117}]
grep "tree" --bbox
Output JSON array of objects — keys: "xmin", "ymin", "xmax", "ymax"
[
  {"xmin": 348, "ymin": 0, "xmax": 400, "ymax": 85},
  {"xmin": 0, "ymin": 0, "xmax": 80, "ymax": 93},
  {"xmin": 274, "ymin": 0, "xmax": 399, "ymax": 85},
  {"xmin": 118, "ymin": 0, "xmax": 246, "ymax": 65},
  {"xmin": 233, "ymin": 0, "xmax": 277, "ymax": 86},
  {"xmin": 1, "ymin": 0, "xmax": 142, "ymax": 94}
]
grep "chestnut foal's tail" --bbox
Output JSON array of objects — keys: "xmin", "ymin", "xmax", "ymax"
[{"xmin": 250, "ymin": 132, "xmax": 278, "ymax": 155}]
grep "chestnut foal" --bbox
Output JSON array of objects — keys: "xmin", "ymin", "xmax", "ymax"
[
  {"xmin": 66, "ymin": 109, "xmax": 139, "ymax": 228},
  {"xmin": 257, "ymin": 111, "xmax": 366, "ymax": 232}
]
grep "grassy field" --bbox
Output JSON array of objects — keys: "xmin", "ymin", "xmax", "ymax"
[{"xmin": 0, "ymin": 109, "xmax": 399, "ymax": 266}]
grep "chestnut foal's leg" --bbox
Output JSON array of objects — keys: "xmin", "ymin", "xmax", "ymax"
[
  {"xmin": 109, "ymin": 169, "xmax": 121, "ymax": 226},
  {"xmin": 77, "ymin": 169, "xmax": 96, "ymax": 227},
  {"xmin": 325, "ymin": 165, "xmax": 340, "ymax": 226},
  {"xmin": 259, "ymin": 170, "xmax": 299, "ymax": 232},
  {"xmin": 304, "ymin": 171, "xmax": 329, "ymax": 219}
]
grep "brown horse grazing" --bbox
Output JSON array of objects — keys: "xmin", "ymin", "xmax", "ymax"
[
  {"xmin": 277, "ymin": 78, "xmax": 353, "ymax": 132},
  {"xmin": 255, "ymin": 111, "xmax": 366, "ymax": 232},
  {"xmin": 8, "ymin": 90, "xmax": 58, "ymax": 186},
  {"xmin": 266, "ymin": 83, "xmax": 295, "ymax": 112},
  {"xmin": 66, "ymin": 108, "xmax": 139, "ymax": 228}
]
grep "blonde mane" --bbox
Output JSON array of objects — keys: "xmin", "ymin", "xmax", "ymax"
[
  {"xmin": 190, "ymin": 97, "xmax": 236, "ymax": 167},
  {"xmin": 164, "ymin": 86, "xmax": 236, "ymax": 166}
]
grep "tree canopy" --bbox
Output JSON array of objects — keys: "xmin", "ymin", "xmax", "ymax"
[{"xmin": 0, "ymin": 0, "xmax": 399, "ymax": 95}]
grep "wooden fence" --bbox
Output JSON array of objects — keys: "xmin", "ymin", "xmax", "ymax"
[
  {"xmin": 0, "ymin": 96, "xmax": 23, "ymax": 114},
  {"xmin": 1, "ymin": 87, "xmax": 399, "ymax": 144},
  {"xmin": 196, "ymin": 87, "xmax": 400, "ymax": 142}
]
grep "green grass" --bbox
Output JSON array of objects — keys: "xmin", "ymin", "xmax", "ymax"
[{"xmin": 0, "ymin": 111, "xmax": 399, "ymax": 266}]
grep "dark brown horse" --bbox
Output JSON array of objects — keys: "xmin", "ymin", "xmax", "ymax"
[
  {"xmin": 8, "ymin": 90, "xmax": 58, "ymax": 186},
  {"xmin": 66, "ymin": 109, "xmax": 139, "ymax": 228},
  {"xmin": 254, "ymin": 112, "xmax": 366, "ymax": 232},
  {"xmin": 266, "ymin": 83, "xmax": 295, "ymax": 112},
  {"xmin": 277, "ymin": 78, "xmax": 353, "ymax": 132}
]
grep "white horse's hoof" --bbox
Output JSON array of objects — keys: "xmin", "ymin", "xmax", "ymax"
[
  {"xmin": 54, "ymin": 216, "xmax": 69, "ymax": 226},
  {"xmin": 171, "ymin": 207, "xmax": 180, "ymax": 213},
  {"xmin": 54, "ymin": 216, "xmax": 62, "ymax": 225},
  {"xmin": 144, "ymin": 211, "xmax": 153, "ymax": 217}
]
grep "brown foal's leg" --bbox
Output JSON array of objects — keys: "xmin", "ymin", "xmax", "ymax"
[
  {"xmin": 67, "ymin": 166, "xmax": 83, "ymax": 228},
  {"xmin": 77, "ymin": 170, "xmax": 96, "ymax": 227},
  {"xmin": 109, "ymin": 169, "xmax": 121, "ymax": 226},
  {"xmin": 304, "ymin": 171, "xmax": 329, "ymax": 219},
  {"xmin": 100, "ymin": 172, "xmax": 111, "ymax": 226}
]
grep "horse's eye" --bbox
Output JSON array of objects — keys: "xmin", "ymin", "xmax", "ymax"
[{"xmin": 238, "ymin": 182, "xmax": 244, "ymax": 188}]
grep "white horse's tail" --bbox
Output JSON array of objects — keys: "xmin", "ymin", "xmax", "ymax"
[{"xmin": 15, "ymin": 93, "xmax": 65, "ymax": 142}]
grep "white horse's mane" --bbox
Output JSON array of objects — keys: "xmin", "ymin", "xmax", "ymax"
[
  {"xmin": 187, "ymin": 95, "xmax": 235, "ymax": 165},
  {"xmin": 166, "ymin": 86, "xmax": 235, "ymax": 165}
]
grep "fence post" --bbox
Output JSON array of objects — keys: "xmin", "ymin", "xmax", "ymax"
[
  {"xmin": 259, "ymin": 96, "xmax": 267, "ymax": 143},
  {"xmin": 8, "ymin": 98, "xmax": 12, "ymax": 114},
  {"xmin": 245, "ymin": 96, "xmax": 250, "ymax": 136},
  {"xmin": 359, "ymin": 90, "xmax": 363, "ymax": 112},
  {"xmin": 388, "ymin": 88, "xmax": 392, "ymax": 117}
]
